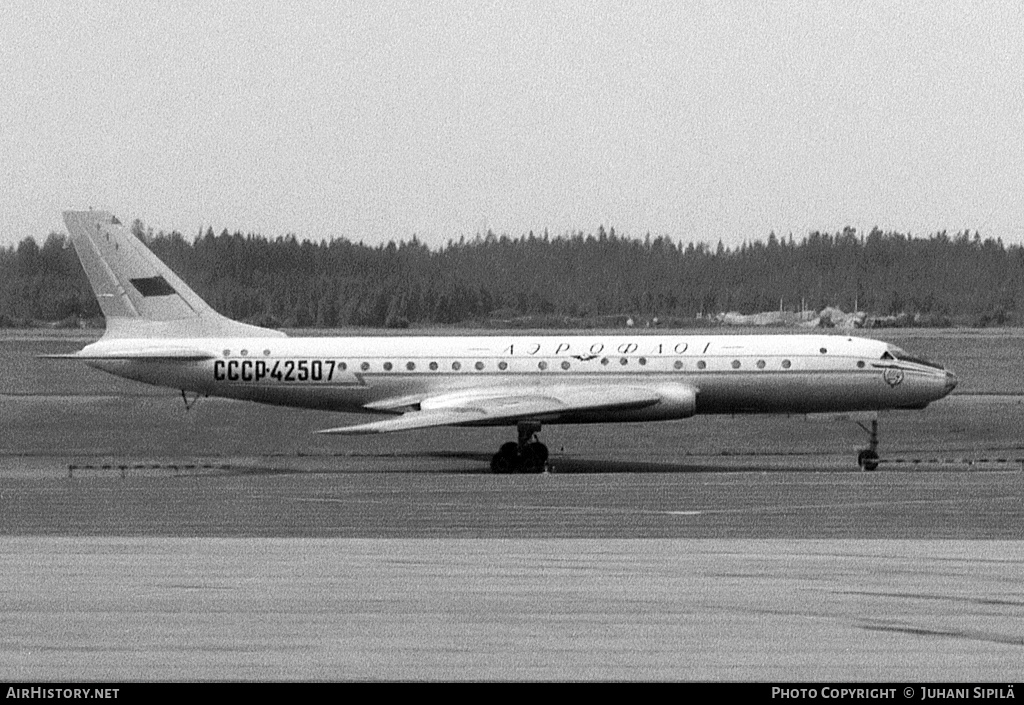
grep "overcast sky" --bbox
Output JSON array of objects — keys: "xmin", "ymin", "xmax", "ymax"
[{"xmin": 2, "ymin": 1, "xmax": 1022, "ymax": 248}]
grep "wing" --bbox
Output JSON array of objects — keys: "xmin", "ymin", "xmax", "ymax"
[{"xmin": 318, "ymin": 386, "xmax": 666, "ymax": 435}]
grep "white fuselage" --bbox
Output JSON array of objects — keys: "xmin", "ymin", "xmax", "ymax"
[{"xmin": 82, "ymin": 332, "xmax": 957, "ymax": 425}]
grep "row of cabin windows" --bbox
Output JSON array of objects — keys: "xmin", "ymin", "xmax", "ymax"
[
  {"xmin": 228, "ymin": 346, "xmax": 837, "ymax": 361},
  {"xmin": 220, "ymin": 350, "xmax": 869, "ymax": 371}
]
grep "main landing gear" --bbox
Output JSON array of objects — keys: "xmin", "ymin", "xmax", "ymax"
[
  {"xmin": 855, "ymin": 418, "xmax": 881, "ymax": 471},
  {"xmin": 490, "ymin": 421, "xmax": 549, "ymax": 474}
]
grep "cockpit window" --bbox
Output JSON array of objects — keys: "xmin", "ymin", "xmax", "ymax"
[{"xmin": 882, "ymin": 345, "xmax": 944, "ymax": 370}]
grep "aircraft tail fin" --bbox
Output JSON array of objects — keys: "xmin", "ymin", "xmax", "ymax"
[{"xmin": 63, "ymin": 210, "xmax": 284, "ymax": 340}]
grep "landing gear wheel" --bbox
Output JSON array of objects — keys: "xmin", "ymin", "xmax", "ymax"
[
  {"xmin": 520, "ymin": 442, "xmax": 549, "ymax": 474},
  {"xmin": 491, "ymin": 443, "xmax": 520, "ymax": 474},
  {"xmin": 490, "ymin": 453, "xmax": 514, "ymax": 474},
  {"xmin": 490, "ymin": 422, "xmax": 549, "ymax": 474},
  {"xmin": 858, "ymin": 449, "xmax": 880, "ymax": 472}
]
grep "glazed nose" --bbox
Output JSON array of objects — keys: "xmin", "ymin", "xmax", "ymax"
[{"xmin": 944, "ymin": 370, "xmax": 958, "ymax": 394}]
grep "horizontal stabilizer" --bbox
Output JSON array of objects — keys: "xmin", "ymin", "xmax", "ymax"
[{"xmin": 40, "ymin": 346, "xmax": 216, "ymax": 361}]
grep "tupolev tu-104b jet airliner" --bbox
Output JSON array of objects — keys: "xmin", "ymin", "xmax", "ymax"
[{"xmin": 49, "ymin": 210, "xmax": 957, "ymax": 473}]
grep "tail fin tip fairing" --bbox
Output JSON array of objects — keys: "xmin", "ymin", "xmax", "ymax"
[{"xmin": 63, "ymin": 210, "xmax": 284, "ymax": 340}]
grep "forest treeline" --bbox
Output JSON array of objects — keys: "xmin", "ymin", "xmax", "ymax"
[{"xmin": 1, "ymin": 222, "xmax": 1020, "ymax": 328}]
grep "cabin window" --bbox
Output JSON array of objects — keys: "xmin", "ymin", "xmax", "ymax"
[
  {"xmin": 620, "ymin": 357, "xmax": 628, "ymax": 365},
  {"xmin": 538, "ymin": 361, "xmax": 548, "ymax": 370},
  {"xmin": 406, "ymin": 362, "xmax": 415, "ymax": 371},
  {"xmin": 820, "ymin": 348, "xmax": 827, "ymax": 354},
  {"xmin": 429, "ymin": 361, "xmax": 438, "ymax": 371},
  {"xmin": 731, "ymin": 360, "xmax": 741, "ymax": 369},
  {"xmin": 756, "ymin": 360, "xmax": 766, "ymax": 369},
  {"xmin": 263, "ymin": 349, "xmax": 271, "ymax": 356},
  {"xmin": 498, "ymin": 361, "xmax": 508, "ymax": 371},
  {"xmin": 857, "ymin": 361, "xmax": 866, "ymax": 368},
  {"xmin": 561, "ymin": 361, "xmax": 570, "ymax": 370},
  {"xmin": 673, "ymin": 360, "xmax": 683, "ymax": 370},
  {"xmin": 452, "ymin": 362, "xmax": 461, "ymax": 371},
  {"xmin": 697, "ymin": 361, "xmax": 706, "ymax": 370},
  {"xmin": 223, "ymin": 349, "xmax": 230, "ymax": 357},
  {"xmin": 241, "ymin": 349, "xmax": 248, "ymax": 357},
  {"xmin": 638, "ymin": 357, "xmax": 647, "ymax": 366},
  {"xmin": 601, "ymin": 357, "xmax": 609, "ymax": 365},
  {"xmin": 782, "ymin": 359, "xmax": 792, "ymax": 369},
  {"xmin": 360, "ymin": 362, "xmax": 370, "ymax": 371},
  {"xmin": 339, "ymin": 362, "xmax": 347, "ymax": 371},
  {"xmin": 475, "ymin": 361, "xmax": 484, "ymax": 370},
  {"xmin": 383, "ymin": 362, "xmax": 393, "ymax": 371}
]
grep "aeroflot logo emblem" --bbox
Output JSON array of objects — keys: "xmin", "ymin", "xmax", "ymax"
[{"xmin": 883, "ymin": 367, "xmax": 904, "ymax": 387}]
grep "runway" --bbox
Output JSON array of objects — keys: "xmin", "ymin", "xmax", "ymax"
[
  {"xmin": 2, "ymin": 535, "xmax": 1022, "ymax": 681},
  {"xmin": 2, "ymin": 468, "xmax": 1023, "ymax": 539},
  {"xmin": 1, "ymin": 468, "xmax": 1023, "ymax": 681}
]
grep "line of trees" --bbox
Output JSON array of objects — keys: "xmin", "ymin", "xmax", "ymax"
[{"xmin": 1, "ymin": 222, "xmax": 1020, "ymax": 328}]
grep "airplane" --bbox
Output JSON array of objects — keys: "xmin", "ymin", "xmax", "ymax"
[{"xmin": 48, "ymin": 210, "xmax": 958, "ymax": 473}]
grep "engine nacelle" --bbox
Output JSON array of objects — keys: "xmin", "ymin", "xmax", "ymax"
[{"xmin": 648, "ymin": 383, "xmax": 698, "ymax": 420}]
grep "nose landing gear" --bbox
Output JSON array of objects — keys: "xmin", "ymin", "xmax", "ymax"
[
  {"xmin": 490, "ymin": 421, "xmax": 549, "ymax": 474},
  {"xmin": 856, "ymin": 418, "xmax": 881, "ymax": 471}
]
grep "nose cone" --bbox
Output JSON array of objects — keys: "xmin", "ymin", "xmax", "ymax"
[{"xmin": 943, "ymin": 369, "xmax": 958, "ymax": 396}]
